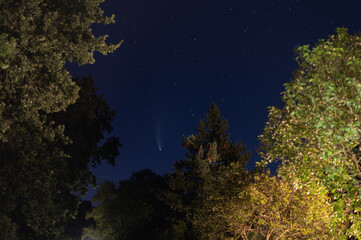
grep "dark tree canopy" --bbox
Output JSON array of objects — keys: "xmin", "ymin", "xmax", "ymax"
[
  {"xmin": 182, "ymin": 102, "xmax": 250, "ymax": 167},
  {"xmin": 0, "ymin": 0, "xmax": 120, "ymax": 238},
  {"xmin": 170, "ymin": 103, "xmax": 250, "ymax": 207},
  {"xmin": 168, "ymin": 103, "xmax": 251, "ymax": 238},
  {"xmin": 62, "ymin": 200, "xmax": 95, "ymax": 240},
  {"xmin": 83, "ymin": 169, "xmax": 173, "ymax": 240},
  {"xmin": 0, "ymin": 75, "xmax": 121, "ymax": 239},
  {"xmin": 49, "ymin": 76, "xmax": 121, "ymax": 194}
]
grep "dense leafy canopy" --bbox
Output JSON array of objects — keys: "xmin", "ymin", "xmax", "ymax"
[
  {"xmin": 224, "ymin": 173, "xmax": 335, "ymax": 239},
  {"xmin": 0, "ymin": 0, "xmax": 121, "ymax": 139},
  {"xmin": 49, "ymin": 76, "xmax": 121, "ymax": 195},
  {"xmin": 0, "ymin": 75, "xmax": 121, "ymax": 239},
  {"xmin": 0, "ymin": 0, "xmax": 121, "ymax": 239},
  {"xmin": 167, "ymin": 103, "xmax": 251, "ymax": 238},
  {"xmin": 191, "ymin": 159, "xmax": 250, "ymax": 239},
  {"xmin": 83, "ymin": 169, "xmax": 173, "ymax": 240},
  {"xmin": 260, "ymin": 28, "xmax": 361, "ymax": 238}
]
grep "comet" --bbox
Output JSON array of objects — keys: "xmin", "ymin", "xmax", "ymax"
[{"xmin": 155, "ymin": 121, "xmax": 163, "ymax": 152}]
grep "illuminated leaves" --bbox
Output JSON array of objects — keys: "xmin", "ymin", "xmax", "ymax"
[
  {"xmin": 225, "ymin": 173, "xmax": 335, "ymax": 239},
  {"xmin": 193, "ymin": 171, "xmax": 336, "ymax": 240},
  {"xmin": 260, "ymin": 28, "xmax": 361, "ymax": 237}
]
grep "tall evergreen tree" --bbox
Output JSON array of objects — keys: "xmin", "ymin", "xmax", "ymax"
[
  {"xmin": 168, "ymin": 102, "xmax": 251, "ymax": 238},
  {"xmin": 182, "ymin": 102, "xmax": 249, "ymax": 167}
]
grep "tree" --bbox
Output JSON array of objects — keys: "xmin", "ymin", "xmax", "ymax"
[
  {"xmin": 0, "ymin": 0, "xmax": 121, "ymax": 139},
  {"xmin": 49, "ymin": 76, "xmax": 121, "ymax": 194},
  {"xmin": 83, "ymin": 169, "xmax": 173, "ymax": 240},
  {"xmin": 0, "ymin": 214, "xmax": 18, "ymax": 240},
  {"xmin": 0, "ymin": 75, "xmax": 121, "ymax": 239},
  {"xmin": 168, "ymin": 103, "xmax": 251, "ymax": 238},
  {"xmin": 0, "ymin": 33, "xmax": 16, "ymax": 70},
  {"xmin": 260, "ymin": 28, "xmax": 361, "ymax": 237},
  {"xmin": 222, "ymin": 173, "xmax": 336, "ymax": 240},
  {"xmin": 0, "ymin": 0, "xmax": 121, "ymax": 238},
  {"xmin": 62, "ymin": 200, "xmax": 95, "ymax": 240},
  {"xmin": 191, "ymin": 157, "xmax": 250, "ymax": 239}
]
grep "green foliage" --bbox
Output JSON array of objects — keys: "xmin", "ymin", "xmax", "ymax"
[
  {"xmin": 224, "ymin": 173, "xmax": 336, "ymax": 239},
  {"xmin": 0, "ymin": 0, "xmax": 121, "ymax": 140},
  {"xmin": 168, "ymin": 103, "xmax": 251, "ymax": 239},
  {"xmin": 182, "ymin": 102, "xmax": 250, "ymax": 168},
  {"xmin": 84, "ymin": 104, "xmax": 252, "ymax": 240},
  {"xmin": 192, "ymin": 151, "xmax": 335, "ymax": 239},
  {"xmin": 170, "ymin": 103, "xmax": 250, "ymax": 208},
  {"xmin": 0, "ymin": 76, "xmax": 120, "ymax": 239},
  {"xmin": 0, "ymin": 34, "xmax": 16, "ymax": 69},
  {"xmin": 260, "ymin": 28, "xmax": 361, "ymax": 237},
  {"xmin": 191, "ymin": 157, "xmax": 250, "ymax": 239},
  {"xmin": 0, "ymin": 0, "xmax": 120, "ymax": 238}
]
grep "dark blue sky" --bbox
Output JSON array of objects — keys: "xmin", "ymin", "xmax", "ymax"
[{"xmin": 68, "ymin": 0, "xmax": 361, "ymax": 191}]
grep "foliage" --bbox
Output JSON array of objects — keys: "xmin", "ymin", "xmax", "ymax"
[
  {"xmin": 192, "ymin": 150, "xmax": 334, "ymax": 239},
  {"xmin": 223, "ymin": 173, "xmax": 336, "ymax": 240},
  {"xmin": 0, "ymin": 0, "xmax": 121, "ymax": 139},
  {"xmin": 0, "ymin": 75, "xmax": 120, "ymax": 239},
  {"xmin": 168, "ymin": 103, "xmax": 251, "ymax": 238},
  {"xmin": 49, "ymin": 76, "xmax": 121, "ymax": 194},
  {"xmin": 0, "ymin": 0, "xmax": 120, "ymax": 238},
  {"xmin": 61, "ymin": 200, "xmax": 95, "ymax": 240},
  {"xmin": 191, "ymin": 156, "xmax": 250, "ymax": 239},
  {"xmin": 0, "ymin": 33, "xmax": 16, "ymax": 70},
  {"xmin": 0, "ymin": 214, "xmax": 18, "ymax": 240},
  {"xmin": 260, "ymin": 28, "xmax": 361, "ymax": 237},
  {"xmin": 83, "ymin": 169, "xmax": 173, "ymax": 240}
]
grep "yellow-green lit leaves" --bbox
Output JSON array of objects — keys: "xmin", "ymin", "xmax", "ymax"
[
  {"xmin": 0, "ymin": 34, "xmax": 16, "ymax": 70},
  {"xmin": 224, "ymin": 173, "xmax": 336, "ymax": 239},
  {"xmin": 260, "ymin": 28, "xmax": 361, "ymax": 237}
]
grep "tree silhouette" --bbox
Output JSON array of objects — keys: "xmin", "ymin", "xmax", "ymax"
[{"xmin": 168, "ymin": 102, "xmax": 251, "ymax": 238}]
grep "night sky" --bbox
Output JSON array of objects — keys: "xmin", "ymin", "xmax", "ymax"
[{"xmin": 67, "ymin": 0, "xmax": 361, "ymax": 195}]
